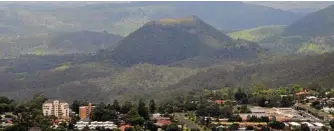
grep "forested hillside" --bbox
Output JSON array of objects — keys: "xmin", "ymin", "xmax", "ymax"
[
  {"xmin": 0, "ymin": 31, "xmax": 123, "ymax": 58},
  {"xmin": 167, "ymin": 52, "xmax": 334, "ymax": 96}
]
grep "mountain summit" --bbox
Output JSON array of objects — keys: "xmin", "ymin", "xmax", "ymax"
[{"xmin": 104, "ymin": 16, "xmax": 264, "ymax": 66}]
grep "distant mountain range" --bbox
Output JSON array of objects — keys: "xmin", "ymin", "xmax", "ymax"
[
  {"xmin": 0, "ymin": 1, "xmax": 302, "ymax": 58},
  {"xmin": 228, "ymin": 4, "xmax": 334, "ymax": 55},
  {"xmin": 244, "ymin": 1, "xmax": 333, "ymax": 13}
]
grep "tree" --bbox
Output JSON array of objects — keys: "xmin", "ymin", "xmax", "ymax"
[
  {"xmin": 149, "ymin": 100, "xmax": 156, "ymax": 114},
  {"xmin": 228, "ymin": 115, "xmax": 242, "ymax": 122},
  {"xmin": 300, "ymin": 124, "xmax": 310, "ymax": 131},
  {"xmin": 321, "ymin": 126, "xmax": 329, "ymax": 131},
  {"xmin": 112, "ymin": 100, "xmax": 121, "ymax": 112},
  {"xmin": 124, "ymin": 107, "xmax": 144, "ymax": 125},
  {"xmin": 330, "ymin": 119, "xmax": 334, "ymax": 128},
  {"xmin": 245, "ymin": 126, "xmax": 254, "ymax": 130},
  {"xmin": 91, "ymin": 102, "xmax": 117, "ymax": 121},
  {"xmin": 311, "ymin": 101, "xmax": 322, "ymax": 110},
  {"xmin": 137, "ymin": 99, "xmax": 149, "ymax": 120},
  {"xmin": 0, "ymin": 96, "xmax": 11, "ymax": 104},
  {"xmin": 239, "ymin": 105, "xmax": 251, "ymax": 113},
  {"xmin": 280, "ymin": 96, "xmax": 294, "ymax": 107},
  {"xmin": 166, "ymin": 123, "xmax": 181, "ymax": 131},
  {"xmin": 145, "ymin": 121, "xmax": 158, "ymax": 131},
  {"xmin": 121, "ymin": 101, "xmax": 132, "ymax": 114},
  {"xmin": 234, "ymin": 88, "xmax": 248, "ymax": 104},
  {"xmin": 268, "ymin": 121, "xmax": 285, "ymax": 130},
  {"xmin": 260, "ymin": 126, "xmax": 270, "ymax": 131},
  {"xmin": 260, "ymin": 116, "xmax": 269, "ymax": 123},
  {"xmin": 70, "ymin": 100, "xmax": 81, "ymax": 114},
  {"xmin": 56, "ymin": 122, "xmax": 68, "ymax": 131},
  {"xmin": 228, "ymin": 123, "xmax": 239, "ymax": 130},
  {"xmin": 257, "ymin": 96, "xmax": 267, "ymax": 107}
]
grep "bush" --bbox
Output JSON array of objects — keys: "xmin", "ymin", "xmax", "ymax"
[
  {"xmin": 268, "ymin": 121, "xmax": 285, "ymax": 130},
  {"xmin": 330, "ymin": 119, "xmax": 334, "ymax": 128}
]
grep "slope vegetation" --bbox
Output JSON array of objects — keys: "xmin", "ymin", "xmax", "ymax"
[
  {"xmin": 228, "ymin": 25, "xmax": 285, "ymax": 42},
  {"xmin": 168, "ymin": 52, "xmax": 334, "ymax": 95},
  {"xmin": 0, "ymin": 31, "xmax": 122, "ymax": 58}
]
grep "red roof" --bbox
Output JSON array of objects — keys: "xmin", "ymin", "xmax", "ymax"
[
  {"xmin": 215, "ymin": 100, "xmax": 224, "ymax": 104},
  {"xmin": 155, "ymin": 120, "xmax": 172, "ymax": 126},
  {"xmin": 120, "ymin": 125, "xmax": 131, "ymax": 131}
]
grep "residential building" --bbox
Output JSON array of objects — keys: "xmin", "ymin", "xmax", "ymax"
[
  {"xmin": 75, "ymin": 121, "xmax": 118, "ymax": 130},
  {"xmin": 79, "ymin": 103, "xmax": 95, "ymax": 120},
  {"xmin": 249, "ymin": 106, "xmax": 266, "ymax": 113},
  {"xmin": 215, "ymin": 100, "xmax": 224, "ymax": 105},
  {"xmin": 155, "ymin": 119, "xmax": 172, "ymax": 127},
  {"xmin": 120, "ymin": 124, "xmax": 131, "ymax": 131},
  {"xmin": 42, "ymin": 100, "xmax": 69, "ymax": 119}
]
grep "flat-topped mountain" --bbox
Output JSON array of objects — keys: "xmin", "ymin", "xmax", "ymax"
[{"xmin": 104, "ymin": 16, "xmax": 265, "ymax": 66}]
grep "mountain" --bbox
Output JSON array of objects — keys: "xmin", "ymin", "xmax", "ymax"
[
  {"xmin": 0, "ymin": 2, "xmax": 301, "ymax": 57},
  {"xmin": 0, "ymin": 31, "xmax": 123, "ymax": 58},
  {"xmin": 229, "ymin": 4, "xmax": 334, "ymax": 55},
  {"xmin": 283, "ymin": 5, "xmax": 334, "ymax": 37},
  {"xmin": 0, "ymin": 2, "xmax": 300, "ymax": 37},
  {"xmin": 129, "ymin": 2, "xmax": 300, "ymax": 30},
  {"xmin": 36, "ymin": 31, "xmax": 123, "ymax": 54},
  {"xmin": 244, "ymin": 1, "xmax": 334, "ymax": 14},
  {"xmin": 104, "ymin": 16, "xmax": 265, "ymax": 66}
]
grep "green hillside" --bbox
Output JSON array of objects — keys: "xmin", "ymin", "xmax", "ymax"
[
  {"xmin": 165, "ymin": 52, "xmax": 334, "ymax": 97},
  {"xmin": 0, "ymin": 56, "xmax": 200, "ymax": 102},
  {"xmin": 297, "ymin": 36, "xmax": 334, "ymax": 55},
  {"xmin": 228, "ymin": 25, "xmax": 285, "ymax": 42}
]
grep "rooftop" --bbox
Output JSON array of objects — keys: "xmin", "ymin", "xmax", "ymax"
[{"xmin": 44, "ymin": 99, "xmax": 67, "ymax": 104}]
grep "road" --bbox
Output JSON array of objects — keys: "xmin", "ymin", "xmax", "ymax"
[{"xmin": 174, "ymin": 113, "xmax": 199, "ymax": 129}]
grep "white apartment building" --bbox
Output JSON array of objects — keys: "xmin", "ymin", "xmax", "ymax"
[{"xmin": 42, "ymin": 100, "xmax": 70, "ymax": 119}]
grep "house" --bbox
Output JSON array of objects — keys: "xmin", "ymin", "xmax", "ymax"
[
  {"xmin": 239, "ymin": 113, "xmax": 269, "ymax": 121},
  {"xmin": 152, "ymin": 113, "xmax": 170, "ymax": 121},
  {"xmin": 306, "ymin": 96, "xmax": 317, "ymax": 100},
  {"xmin": 249, "ymin": 106, "xmax": 266, "ymax": 113},
  {"xmin": 155, "ymin": 119, "xmax": 172, "ymax": 127},
  {"xmin": 79, "ymin": 103, "xmax": 95, "ymax": 120},
  {"xmin": 215, "ymin": 100, "xmax": 224, "ymax": 105},
  {"xmin": 288, "ymin": 122, "xmax": 301, "ymax": 127},
  {"xmin": 152, "ymin": 113, "xmax": 162, "ymax": 118},
  {"xmin": 120, "ymin": 124, "xmax": 131, "ymax": 131},
  {"xmin": 29, "ymin": 127, "xmax": 41, "ymax": 131},
  {"xmin": 74, "ymin": 121, "xmax": 117, "ymax": 130},
  {"xmin": 42, "ymin": 100, "xmax": 70, "ymax": 119}
]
